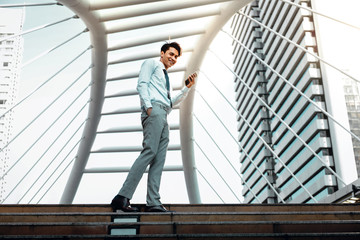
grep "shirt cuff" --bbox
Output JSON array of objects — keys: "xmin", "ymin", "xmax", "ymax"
[
  {"xmin": 182, "ymin": 86, "xmax": 190, "ymax": 93},
  {"xmin": 144, "ymin": 101, "xmax": 153, "ymax": 110}
]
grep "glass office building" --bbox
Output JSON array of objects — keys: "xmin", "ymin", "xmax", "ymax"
[
  {"xmin": 231, "ymin": 0, "xmax": 358, "ymax": 203},
  {"xmin": 0, "ymin": 8, "xmax": 24, "ymax": 201}
]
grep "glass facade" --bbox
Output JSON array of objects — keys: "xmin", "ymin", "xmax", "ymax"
[
  {"xmin": 0, "ymin": 8, "xmax": 24, "ymax": 202},
  {"xmin": 231, "ymin": 0, "xmax": 337, "ymax": 203}
]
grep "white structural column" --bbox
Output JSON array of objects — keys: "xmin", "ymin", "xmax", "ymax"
[
  {"xmin": 59, "ymin": 0, "xmax": 108, "ymax": 204},
  {"xmin": 180, "ymin": 0, "xmax": 253, "ymax": 203}
]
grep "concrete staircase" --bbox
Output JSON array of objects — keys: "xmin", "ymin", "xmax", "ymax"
[{"xmin": 0, "ymin": 204, "xmax": 360, "ymax": 239}]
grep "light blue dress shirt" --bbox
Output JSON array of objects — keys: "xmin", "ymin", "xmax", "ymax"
[{"xmin": 137, "ymin": 59, "xmax": 189, "ymax": 111}]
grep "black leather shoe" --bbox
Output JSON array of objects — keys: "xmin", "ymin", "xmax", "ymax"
[
  {"xmin": 145, "ymin": 205, "xmax": 173, "ymax": 212},
  {"xmin": 111, "ymin": 195, "xmax": 139, "ymax": 212}
]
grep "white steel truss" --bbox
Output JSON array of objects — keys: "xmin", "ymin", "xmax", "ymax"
[{"xmin": 58, "ymin": 0, "xmax": 253, "ymax": 204}]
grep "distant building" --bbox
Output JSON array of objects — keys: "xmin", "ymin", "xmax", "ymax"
[
  {"xmin": 231, "ymin": 0, "xmax": 358, "ymax": 203},
  {"xmin": 342, "ymin": 76, "xmax": 360, "ymax": 177},
  {"xmin": 0, "ymin": 8, "xmax": 24, "ymax": 201}
]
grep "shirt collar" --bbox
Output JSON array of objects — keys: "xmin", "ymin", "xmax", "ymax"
[{"xmin": 159, "ymin": 60, "xmax": 167, "ymax": 71}]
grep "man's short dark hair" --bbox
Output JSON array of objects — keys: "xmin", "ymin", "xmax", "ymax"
[{"xmin": 161, "ymin": 42, "xmax": 182, "ymax": 56}]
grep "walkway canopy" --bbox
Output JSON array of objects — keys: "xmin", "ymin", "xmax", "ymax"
[{"xmin": 58, "ymin": 0, "xmax": 253, "ymax": 204}]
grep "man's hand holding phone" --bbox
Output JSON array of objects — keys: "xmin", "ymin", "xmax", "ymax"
[{"xmin": 185, "ymin": 72, "xmax": 197, "ymax": 88}]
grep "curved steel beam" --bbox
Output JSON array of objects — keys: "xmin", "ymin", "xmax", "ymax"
[
  {"xmin": 180, "ymin": 0, "xmax": 253, "ymax": 204},
  {"xmin": 58, "ymin": 0, "xmax": 108, "ymax": 204}
]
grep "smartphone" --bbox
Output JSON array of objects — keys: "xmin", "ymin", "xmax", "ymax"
[{"xmin": 185, "ymin": 72, "xmax": 197, "ymax": 86}]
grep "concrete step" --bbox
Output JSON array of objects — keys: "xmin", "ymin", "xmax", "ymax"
[
  {"xmin": 0, "ymin": 212, "xmax": 111, "ymax": 222},
  {"xmin": 133, "ymin": 220, "xmax": 360, "ymax": 234},
  {"xmin": 1, "ymin": 220, "xmax": 359, "ymax": 235},
  {"xmin": 167, "ymin": 204, "xmax": 360, "ymax": 213},
  {"xmin": 0, "ymin": 222, "xmax": 108, "ymax": 235},
  {"xmin": 2, "ymin": 203, "xmax": 360, "ymax": 213},
  {"xmin": 0, "ymin": 204, "xmax": 111, "ymax": 213},
  {"xmin": 139, "ymin": 211, "xmax": 360, "ymax": 222},
  {"xmin": 1, "ymin": 233, "xmax": 360, "ymax": 240},
  {"xmin": 0, "ymin": 204, "xmax": 359, "ymax": 239},
  {"xmin": 1, "ymin": 210, "xmax": 359, "ymax": 223}
]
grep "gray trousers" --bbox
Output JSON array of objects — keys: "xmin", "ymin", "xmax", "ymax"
[{"xmin": 119, "ymin": 104, "xmax": 170, "ymax": 206}]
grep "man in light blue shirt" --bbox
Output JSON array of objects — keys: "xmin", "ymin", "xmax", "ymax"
[{"xmin": 111, "ymin": 42, "xmax": 197, "ymax": 212}]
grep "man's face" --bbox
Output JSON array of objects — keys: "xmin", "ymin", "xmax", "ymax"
[{"xmin": 160, "ymin": 47, "xmax": 179, "ymax": 69}]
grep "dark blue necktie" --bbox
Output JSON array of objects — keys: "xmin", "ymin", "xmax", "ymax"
[{"xmin": 163, "ymin": 69, "xmax": 172, "ymax": 107}]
